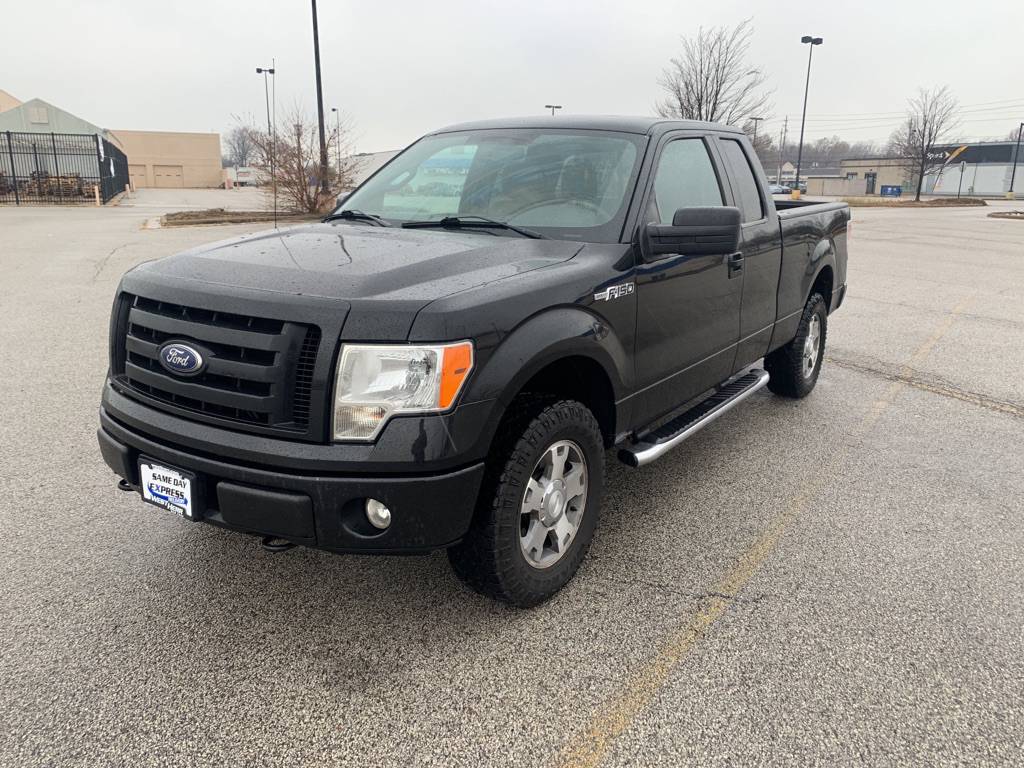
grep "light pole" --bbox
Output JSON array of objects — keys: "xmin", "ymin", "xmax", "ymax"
[
  {"xmin": 545, "ymin": 104, "xmax": 562, "ymax": 116},
  {"xmin": 256, "ymin": 64, "xmax": 277, "ymax": 223},
  {"xmin": 793, "ymin": 35, "xmax": 823, "ymax": 198},
  {"xmin": 255, "ymin": 66, "xmax": 275, "ymax": 138},
  {"xmin": 1009, "ymin": 122, "xmax": 1023, "ymax": 199},
  {"xmin": 331, "ymin": 107, "xmax": 342, "ymax": 182},
  {"xmin": 310, "ymin": 0, "xmax": 330, "ymax": 200}
]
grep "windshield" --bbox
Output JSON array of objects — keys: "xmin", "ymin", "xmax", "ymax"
[{"xmin": 337, "ymin": 128, "xmax": 645, "ymax": 242}]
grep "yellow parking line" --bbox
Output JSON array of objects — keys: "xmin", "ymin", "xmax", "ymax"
[{"xmin": 556, "ymin": 290, "xmax": 978, "ymax": 768}]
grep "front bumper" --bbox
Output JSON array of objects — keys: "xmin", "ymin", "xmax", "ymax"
[{"xmin": 99, "ymin": 386, "xmax": 497, "ymax": 553}]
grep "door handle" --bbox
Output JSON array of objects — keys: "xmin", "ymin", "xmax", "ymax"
[{"xmin": 728, "ymin": 252, "xmax": 744, "ymax": 279}]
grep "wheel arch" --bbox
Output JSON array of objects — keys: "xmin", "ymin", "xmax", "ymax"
[
  {"xmin": 512, "ymin": 356, "xmax": 618, "ymax": 448},
  {"xmin": 463, "ymin": 308, "xmax": 631, "ymax": 448},
  {"xmin": 811, "ymin": 263, "xmax": 834, "ymax": 311}
]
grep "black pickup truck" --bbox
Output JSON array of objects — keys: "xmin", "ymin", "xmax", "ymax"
[{"xmin": 99, "ymin": 116, "xmax": 849, "ymax": 606}]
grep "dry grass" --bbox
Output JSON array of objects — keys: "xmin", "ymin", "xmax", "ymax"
[
  {"xmin": 161, "ymin": 208, "xmax": 322, "ymax": 226},
  {"xmin": 839, "ymin": 197, "xmax": 988, "ymax": 208}
]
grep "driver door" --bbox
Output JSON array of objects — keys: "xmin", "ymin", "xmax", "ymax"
[{"xmin": 632, "ymin": 134, "xmax": 743, "ymax": 426}]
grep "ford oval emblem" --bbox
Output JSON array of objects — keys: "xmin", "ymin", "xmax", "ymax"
[{"xmin": 158, "ymin": 342, "xmax": 205, "ymax": 376}]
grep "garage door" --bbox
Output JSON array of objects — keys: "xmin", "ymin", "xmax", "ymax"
[
  {"xmin": 154, "ymin": 165, "xmax": 184, "ymax": 188},
  {"xmin": 129, "ymin": 165, "xmax": 148, "ymax": 188}
]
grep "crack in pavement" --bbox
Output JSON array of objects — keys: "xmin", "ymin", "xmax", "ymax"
[
  {"xmin": 595, "ymin": 571, "xmax": 773, "ymax": 606},
  {"xmin": 826, "ymin": 356, "xmax": 1024, "ymax": 418},
  {"xmin": 845, "ymin": 295, "xmax": 1024, "ymax": 330},
  {"xmin": 91, "ymin": 243, "xmax": 127, "ymax": 282}
]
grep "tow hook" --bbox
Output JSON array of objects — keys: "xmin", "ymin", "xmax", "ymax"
[
  {"xmin": 117, "ymin": 478, "xmax": 134, "ymax": 492},
  {"xmin": 260, "ymin": 536, "xmax": 296, "ymax": 553}
]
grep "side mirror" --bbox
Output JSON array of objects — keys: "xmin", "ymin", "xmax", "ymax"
[
  {"xmin": 645, "ymin": 206, "xmax": 741, "ymax": 258},
  {"xmin": 335, "ymin": 191, "xmax": 351, "ymax": 208}
]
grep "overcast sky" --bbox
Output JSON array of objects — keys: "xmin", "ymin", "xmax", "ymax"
[{"xmin": 4, "ymin": 0, "xmax": 1023, "ymax": 153}]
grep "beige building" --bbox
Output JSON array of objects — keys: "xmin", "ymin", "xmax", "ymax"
[
  {"xmin": 805, "ymin": 176, "xmax": 868, "ymax": 197},
  {"xmin": 838, "ymin": 158, "xmax": 909, "ymax": 194},
  {"xmin": 110, "ymin": 130, "xmax": 222, "ymax": 189},
  {"xmin": 0, "ymin": 89, "xmax": 23, "ymax": 114}
]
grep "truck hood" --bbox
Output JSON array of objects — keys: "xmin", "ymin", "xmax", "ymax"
[{"xmin": 137, "ymin": 222, "xmax": 584, "ymax": 302}]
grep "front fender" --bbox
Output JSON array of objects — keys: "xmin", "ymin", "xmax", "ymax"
[{"xmin": 463, "ymin": 307, "xmax": 632, "ymax": 407}]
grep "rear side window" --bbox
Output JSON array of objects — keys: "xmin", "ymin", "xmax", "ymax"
[
  {"xmin": 649, "ymin": 139, "xmax": 723, "ymax": 223},
  {"xmin": 719, "ymin": 139, "xmax": 765, "ymax": 223}
]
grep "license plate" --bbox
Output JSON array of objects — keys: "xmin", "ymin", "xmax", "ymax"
[{"xmin": 139, "ymin": 459, "xmax": 196, "ymax": 520}]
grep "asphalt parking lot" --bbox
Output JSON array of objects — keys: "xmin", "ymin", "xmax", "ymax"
[{"xmin": 1, "ymin": 190, "xmax": 1022, "ymax": 767}]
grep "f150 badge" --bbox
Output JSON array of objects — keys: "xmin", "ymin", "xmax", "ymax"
[{"xmin": 594, "ymin": 282, "xmax": 635, "ymax": 302}]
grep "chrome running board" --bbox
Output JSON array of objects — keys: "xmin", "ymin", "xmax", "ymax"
[{"xmin": 618, "ymin": 369, "xmax": 770, "ymax": 468}]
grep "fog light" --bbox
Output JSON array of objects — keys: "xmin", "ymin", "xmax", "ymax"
[{"xmin": 365, "ymin": 499, "xmax": 392, "ymax": 530}]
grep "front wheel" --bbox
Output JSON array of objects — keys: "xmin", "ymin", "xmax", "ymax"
[
  {"xmin": 448, "ymin": 398, "xmax": 604, "ymax": 607},
  {"xmin": 765, "ymin": 292, "xmax": 828, "ymax": 398}
]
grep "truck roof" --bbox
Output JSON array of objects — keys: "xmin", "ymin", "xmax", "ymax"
[{"xmin": 430, "ymin": 115, "xmax": 745, "ymax": 137}]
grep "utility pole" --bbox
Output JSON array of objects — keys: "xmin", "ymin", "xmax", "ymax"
[
  {"xmin": 777, "ymin": 117, "xmax": 788, "ymax": 183},
  {"xmin": 750, "ymin": 116, "xmax": 764, "ymax": 146},
  {"xmin": 311, "ymin": 0, "xmax": 330, "ymax": 200}
]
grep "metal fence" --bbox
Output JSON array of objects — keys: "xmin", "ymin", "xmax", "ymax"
[{"xmin": 0, "ymin": 131, "xmax": 129, "ymax": 205}]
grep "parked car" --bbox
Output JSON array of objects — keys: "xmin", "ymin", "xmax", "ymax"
[
  {"xmin": 99, "ymin": 116, "xmax": 850, "ymax": 606},
  {"xmin": 769, "ymin": 183, "xmax": 791, "ymax": 194}
]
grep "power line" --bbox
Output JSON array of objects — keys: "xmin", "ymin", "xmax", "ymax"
[
  {"xmin": 759, "ymin": 111, "xmax": 1023, "ymax": 139},
  {"xmin": 758, "ymin": 99, "xmax": 1024, "ymax": 128},
  {"xmin": 759, "ymin": 96, "xmax": 1024, "ymax": 120},
  {"xmin": 783, "ymin": 113, "xmax": 1021, "ymax": 140},
  {"xmin": 795, "ymin": 109, "xmax": 1024, "ymax": 126},
  {"xmin": 761, "ymin": 105, "xmax": 1024, "ymax": 130}
]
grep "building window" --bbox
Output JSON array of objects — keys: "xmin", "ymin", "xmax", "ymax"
[
  {"xmin": 28, "ymin": 107, "xmax": 49, "ymax": 124},
  {"xmin": 846, "ymin": 173, "xmax": 858, "ymax": 180}
]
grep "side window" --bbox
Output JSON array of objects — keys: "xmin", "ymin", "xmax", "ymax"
[
  {"xmin": 719, "ymin": 139, "xmax": 765, "ymax": 223},
  {"xmin": 649, "ymin": 139, "xmax": 723, "ymax": 223}
]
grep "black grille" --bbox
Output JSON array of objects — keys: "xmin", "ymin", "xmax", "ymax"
[
  {"xmin": 115, "ymin": 294, "xmax": 322, "ymax": 433},
  {"xmin": 293, "ymin": 327, "xmax": 321, "ymax": 426}
]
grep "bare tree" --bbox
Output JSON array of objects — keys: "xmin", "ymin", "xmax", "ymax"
[
  {"xmin": 238, "ymin": 107, "xmax": 360, "ymax": 213},
  {"xmin": 223, "ymin": 127, "xmax": 256, "ymax": 167},
  {"xmin": 887, "ymin": 86, "xmax": 961, "ymax": 201},
  {"xmin": 810, "ymin": 136, "xmax": 851, "ymax": 167},
  {"xmin": 1007, "ymin": 126, "xmax": 1024, "ymax": 143},
  {"xmin": 655, "ymin": 20, "xmax": 773, "ymax": 126},
  {"xmin": 848, "ymin": 140, "xmax": 881, "ymax": 158}
]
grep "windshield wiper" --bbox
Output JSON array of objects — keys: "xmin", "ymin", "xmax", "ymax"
[
  {"xmin": 324, "ymin": 209, "xmax": 393, "ymax": 227},
  {"xmin": 401, "ymin": 215, "xmax": 549, "ymax": 240}
]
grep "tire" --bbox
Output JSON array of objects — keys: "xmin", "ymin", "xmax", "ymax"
[
  {"xmin": 765, "ymin": 292, "xmax": 828, "ymax": 398},
  {"xmin": 448, "ymin": 397, "xmax": 604, "ymax": 607}
]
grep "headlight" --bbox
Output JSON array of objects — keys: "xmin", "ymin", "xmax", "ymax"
[{"xmin": 332, "ymin": 342, "xmax": 474, "ymax": 440}]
